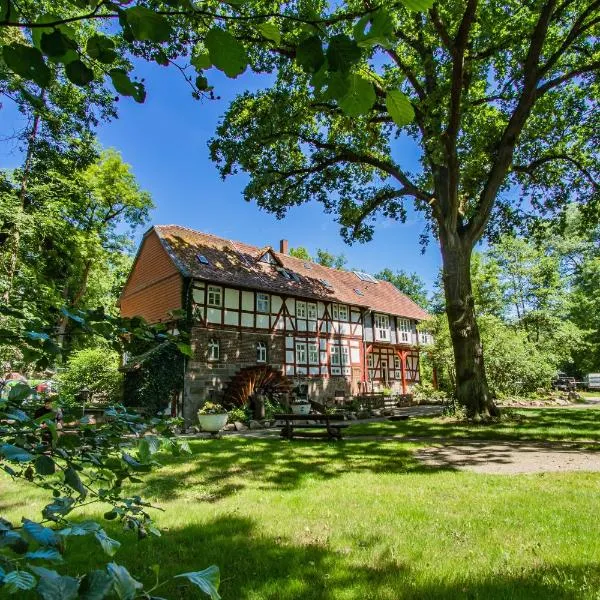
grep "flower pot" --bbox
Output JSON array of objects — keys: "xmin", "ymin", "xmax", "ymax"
[
  {"xmin": 291, "ymin": 403, "xmax": 311, "ymax": 415},
  {"xmin": 197, "ymin": 412, "xmax": 229, "ymax": 432}
]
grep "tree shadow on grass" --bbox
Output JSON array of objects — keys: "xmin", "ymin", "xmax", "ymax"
[
  {"xmin": 101, "ymin": 514, "xmax": 600, "ymax": 599},
  {"xmin": 141, "ymin": 438, "xmax": 447, "ymax": 502}
]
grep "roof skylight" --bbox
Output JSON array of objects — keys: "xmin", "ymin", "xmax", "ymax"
[
  {"xmin": 319, "ymin": 278, "xmax": 333, "ymax": 289},
  {"xmin": 353, "ymin": 271, "xmax": 378, "ymax": 283},
  {"xmin": 354, "ymin": 288, "xmax": 364, "ymax": 296},
  {"xmin": 196, "ymin": 254, "xmax": 209, "ymax": 265}
]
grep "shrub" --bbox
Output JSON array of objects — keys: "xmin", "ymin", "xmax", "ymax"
[
  {"xmin": 198, "ymin": 401, "xmax": 226, "ymax": 415},
  {"xmin": 228, "ymin": 407, "xmax": 249, "ymax": 423},
  {"xmin": 58, "ymin": 347, "xmax": 122, "ymax": 405}
]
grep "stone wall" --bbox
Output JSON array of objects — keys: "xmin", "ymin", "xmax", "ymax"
[{"xmin": 183, "ymin": 326, "xmax": 285, "ymax": 423}]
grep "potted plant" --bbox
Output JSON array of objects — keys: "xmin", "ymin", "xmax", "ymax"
[{"xmin": 197, "ymin": 401, "xmax": 228, "ymax": 432}]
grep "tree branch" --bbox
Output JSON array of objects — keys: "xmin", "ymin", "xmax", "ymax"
[
  {"xmin": 445, "ymin": 0, "xmax": 478, "ymax": 231},
  {"xmin": 513, "ymin": 154, "xmax": 599, "ymax": 189},
  {"xmin": 536, "ymin": 60, "xmax": 600, "ymax": 95},
  {"xmin": 465, "ymin": 0, "xmax": 558, "ymax": 245}
]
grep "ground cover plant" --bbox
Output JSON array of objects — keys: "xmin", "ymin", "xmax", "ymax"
[
  {"xmin": 1, "ymin": 420, "xmax": 599, "ymax": 599},
  {"xmin": 348, "ymin": 408, "xmax": 600, "ymax": 443}
]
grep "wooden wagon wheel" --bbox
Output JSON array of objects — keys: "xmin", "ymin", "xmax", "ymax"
[{"xmin": 222, "ymin": 365, "xmax": 292, "ymax": 408}]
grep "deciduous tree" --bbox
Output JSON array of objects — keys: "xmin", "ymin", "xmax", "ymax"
[{"xmin": 209, "ymin": 0, "xmax": 599, "ymax": 417}]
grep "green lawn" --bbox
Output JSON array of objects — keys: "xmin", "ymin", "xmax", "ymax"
[
  {"xmin": 1, "ymin": 425, "xmax": 600, "ymax": 599},
  {"xmin": 347, "ymin": 408, "xmax": 600, "ymax": 443}
]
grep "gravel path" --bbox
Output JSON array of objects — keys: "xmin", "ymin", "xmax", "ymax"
[{"xmin": 415, "ymin": 440, "xmax": 600, "ymax": 474}]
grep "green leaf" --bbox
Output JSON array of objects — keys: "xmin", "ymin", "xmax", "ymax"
[
  {"xmin": 86, "ymin": 35, "xmax": 117, "ymax": 64},
  {"xmin": 36, "ymin": 571, "xmax": 79, "ymax": 600},
  {"xmin": 295, "ymin": 35, "xmax": 324, "ymax": 74},
  {"xmin": 3, "ymin": 570, "xmax": 36, "ymax": 593},
  {"xmin": 399, "ymin": 0, "xmax": 435, "ymax": 10},
  {"xmin": 196, "ymin": 75, "xmax": 209, "ymax": 90},
  {"xmin": 191, "ymin": 51, "xmax": 211, "ymax": 71},
  {"xmin": 205, "ymin": 28, "xmax": 248, "ymax": 78},
  {"xmin": 8, "ymin": 382, "xmax": 32, "ymax": 402},
  {"xmin": 25, "ymin": 548, "xmax": 63, "ymax": 562},
  {"xmin": 326, "ymin": 34, "xmax": 361, "ymax": 73},
  {"xmin": 124, "ymin": 6, "xmax": 172, "ymax": 43},
  {"xmin": 257, "ymin": 22, "xmax": 281, "ymax": 44},
  {"xmin": 354, "ymin": 9, "xmax": 395, "ymax": 48},
  {"xmin": 35, "ymin": 455, "xmax": 56, "ymax": 475},
  {"xmin": 176, "ymin": 565, "xmax": 221, "ymax": 600},
  {"xmin": 6, "ymin": 408, "xmax": 29, "ymax": 422},
  {"xmin": 40, "ymin": 29, "xmax": 77, "ymax": 58},
  {"xmin": 338, "ymin": 74, "xmax": 376, "ymax": 117},
  {"xmin": 108, "ymin": 68, "xmax": 145, "ymax": 102},
  {"xmin": 2, "ymin": 43, "xmax": 51, "ymax": 87},
  {"xmin": 177, "ymin": 342, "xmax": 193, "ymax": 357},
  {"xmin": 22, "ymin": 519, "xmax": 60, "ymax": 547},
  {"xmin": 0, "ymin": 0, "xmax": 19, "ymax": 22},
  {"xmin": 1, "ymin": 444, "xmax": 34, "ymax": 462},
  {"xmin": 79, "ymin": 570, "xmax": 113, "ymax": 600},
  {"xmin": 385, "ymin": 89, "xmax": 414, "ymax": 126},
  {"xmin": 65, "ymin": 60, "xmax": 95, "ymax": 86},
  {"xmin": 322, "ymin": 71, "xmax": 349, "ymax": 101},
  {"xmin": 107, "ymin": 563, "xmax": 143, "ymax": 600},
  {"xmin": 95, "ymin": 529, "xmax": 121, "ymax": 557},
  {"xmin": 64, "ymin": 466, "xmax": 87, "ymax": 497}
]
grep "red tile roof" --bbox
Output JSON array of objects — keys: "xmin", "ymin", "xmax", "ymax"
[{"xmin": 153, "ymin": 225, "xmax": 430, "ymax": 321}]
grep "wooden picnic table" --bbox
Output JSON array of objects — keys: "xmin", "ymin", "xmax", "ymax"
[{"xmin": 273, "ymin": 413, "xmax": 349, "ymax": 440}]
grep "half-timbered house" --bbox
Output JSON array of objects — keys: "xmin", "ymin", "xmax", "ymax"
[{"xmin": 119, "ymin": 225, "xmax": 430, "ymax": 422}]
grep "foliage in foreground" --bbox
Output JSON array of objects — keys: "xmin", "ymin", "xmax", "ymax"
[
  {"xmin": 0, "ymin": 382, "xmax": 219, "ymax": 599},
  {"xmin": 57, "ymin": 347, "xmax": 123, "ymax": 406}
]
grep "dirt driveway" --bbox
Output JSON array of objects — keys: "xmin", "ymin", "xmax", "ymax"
[{"xmin": 416, "ymin": 440, "xmax": 600, "ymax": 474}]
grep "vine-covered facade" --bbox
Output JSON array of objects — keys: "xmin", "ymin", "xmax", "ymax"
[{"xmin": 120, "ymin": 225, "xmax": 430, "ymax": 422}]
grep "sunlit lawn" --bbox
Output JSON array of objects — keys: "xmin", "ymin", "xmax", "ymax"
[
  {"xmin": 348, "ymin": 408, "xmax": 600, "ymax": 443},
  {"xmin": 2, "ymin": 419, "xmax": 600, "ymax": 599}
]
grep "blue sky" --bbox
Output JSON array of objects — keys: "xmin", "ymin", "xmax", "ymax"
[{"xmin": 0, "ymin": 60, "xmax": 442, "ymax": 291}]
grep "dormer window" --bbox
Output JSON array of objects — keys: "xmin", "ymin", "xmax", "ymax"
[{"xmin": 259, "ymin": 251, "xmax": 278, "ymax": 264}]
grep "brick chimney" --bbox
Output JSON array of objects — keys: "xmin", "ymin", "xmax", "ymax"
[{"xmin": 279, "ymin": 239, "xmax": 289, "ymax": 254}]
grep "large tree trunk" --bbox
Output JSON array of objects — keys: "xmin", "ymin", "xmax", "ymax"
[{"xmin": 440, "ymin": 234, "xmax": 499, "ymax": 419}]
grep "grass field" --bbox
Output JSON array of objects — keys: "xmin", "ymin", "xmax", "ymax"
[
  {"xmin": 1, "ymin": 409, "xmax": 599, "ymax": 599},
  {"xmin": 348, "ymin": 408, "xmax": 600, "ymax": 443}
]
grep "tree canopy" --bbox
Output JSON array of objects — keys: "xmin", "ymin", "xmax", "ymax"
[{"xmin": 208, "ymin": 0, "xmax": 599, "ymax": 416}]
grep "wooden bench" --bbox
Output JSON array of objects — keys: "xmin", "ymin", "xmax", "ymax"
[{"xmin": 273, "ymin": 413, "xmax": 349, "ymax": 440}]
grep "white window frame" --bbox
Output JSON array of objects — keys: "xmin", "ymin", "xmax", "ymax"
[
  {"xmin": 256, "ymin": 292, "xmax": 270, "ymax": 313},
  {"xmin": 308, "ymin": 343, "xmax": 318, "ymax": 365},
  {"xmin": 256, "ymin": 341, "xmax": 267, "ymax": 363},
  {"xmin": 295, "ymin": 342, "xmax": 307, "ymax": 364},
  {"xmin": 399, "ymin": 318, "xmax": 411, "ymax": 342},
  {"xmin": 367, "ymin": 353, "xmax": 374, "ymax": 368},
  {"xmin": 331, "ymin": 304, "xmax": 339, "ymax": 320},
  {"xmin": 340, "ymin": 346, "xmax": 350, "ymax": 365},
  {"xmin": 330, "ymin": 345, "xmax": 340, "ymax": 366},
  {"xmin": 394, "ymin": 355, "xmax": 401, "ymax": 370},
  {"xmin": 375, "ymin": 313, "xmax": 390, "ymax": 341},
  {"xmin": 208, "ymin": 338, "xmax": 220, "ymax": 361},
  {"xmin": 337, "ymin": 304, "xmax": 349, "ymax": 321},
  {"xmin": 207, "ymin": 285, "xmax": 222, "ymax": 307},
  {"xmin": 307, "ymin": 302, "xmax": 317, "ymax": 320},
  {"xmin": 296, "ymin": 301, "xmax": 307, "ymax": 318}
]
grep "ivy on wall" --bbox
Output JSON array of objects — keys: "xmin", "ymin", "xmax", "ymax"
[{"xmin": 123, "ymin": 342, "xmax": 184, "ymax": 415}]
